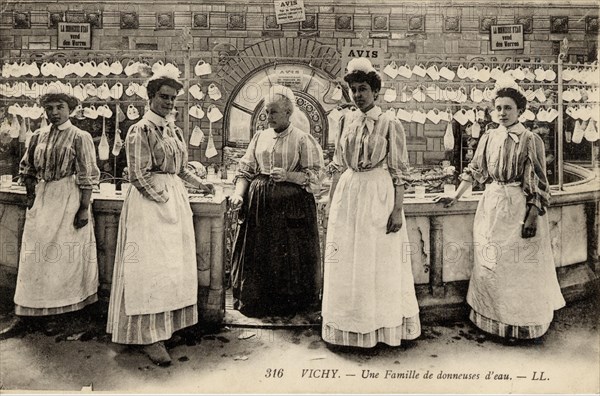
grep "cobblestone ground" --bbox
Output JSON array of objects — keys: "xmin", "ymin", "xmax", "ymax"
[{"xmin": 1, "ymin": 287, "xmax": 598, "ymax": 394}]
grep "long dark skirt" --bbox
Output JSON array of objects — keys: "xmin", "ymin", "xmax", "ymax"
[{"xmin": 231, "ymin": 175, "xmax": 321, "ymax": 317}]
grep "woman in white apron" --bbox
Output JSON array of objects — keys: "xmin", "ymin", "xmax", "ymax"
[
  {"xmin": 322, "ymin": 58, "xmax": 421, "ymax": 348},
  {"xmin": 436, "ymin": 84, "xmax": 565, "ymax": 342},
  {"xmin": 14, "ymin": 93, "xmax": 100, "ymax": 326},
  {"xmin": 106, "ymin": 74, "xmax": 214, "ymax": 366}
]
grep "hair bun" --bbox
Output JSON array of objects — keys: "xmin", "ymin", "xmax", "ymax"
[
  {"xmin": 492, "ymin": 75, "xmax": 527, "ymax": 97},
  {"xmin": 146, "ymin": 68, "xmax": 182, "ymax": 85},
  {"xmin": 268, "ymin": 84, "xmax": 296, "ymax": 104}
]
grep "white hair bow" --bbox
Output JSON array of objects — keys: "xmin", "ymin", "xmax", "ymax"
[{"xmin": 347, "ymin": 58, "xmax": 376, "ymax": 74}]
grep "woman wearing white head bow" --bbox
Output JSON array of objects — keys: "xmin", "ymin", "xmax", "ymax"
[
  {"xmin": 436, "ymin": 85, "xmax": 565, "ymax": 343},
  {"xmin": 321, "ymin": 58, "xmax": 421, "ymax": 348},
  {"xmin": 230, "ymin": 84, "xmax": 324, "ymax": 318}
]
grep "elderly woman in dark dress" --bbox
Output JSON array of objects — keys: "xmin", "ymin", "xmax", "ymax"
[
  {"xmin": 230, "ymin": 84, "xmax": 324, "ymax": 318},
  {"xmin": 106, "ymin": 74, "xmax": 214, "ymax": 366}
]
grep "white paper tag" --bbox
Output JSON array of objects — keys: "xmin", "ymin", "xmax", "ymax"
[{"xmin": 207, "ymin": 105, "xmax": 223, "ymax": 122}]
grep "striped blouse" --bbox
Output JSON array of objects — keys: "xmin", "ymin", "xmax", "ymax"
[
  {"xmin": 235, "ymin": 125, "xmax": 324, "ymax": 194},
  {"xmin": 20, "ymin": 120, "xmax": 100, "ymax": 189},
  {"xmin": 460, "ymin": 122, "xmax": 551, "ymax": 214},
  {"xmin": 329, "ymin": 106, "xmax": 410, "ymax": 186},
  {"xmin": 125, "ymin": 110, "xmax": 201, "ymax": 203}
]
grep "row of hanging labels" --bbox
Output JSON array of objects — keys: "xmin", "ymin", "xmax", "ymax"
[
  {"xmin": 5, "ymin": 101, "xmax": 140, "ymax": 121},
  {"xmin": 373, "ymin": 105, "xmax": 560, "ymax": 127},
  {"xmin": 381, "ymin": 61, "xmax": 598, "ymax": 85},
  {"xmin": 6, "ymin": 100, "xmax": 224, "ymax": 129},
  {"xmin": 565, "ymin": 104, "xmax": 600, "ymax": 122},
  {"xmin": 1, "ymin": 59, "xmax": 214, "ymax": 79},
  {"xmin": 0, "ymin": 110, "xmax": 124, "ymax": 158},
  {"xmin": 569, "ymin": 119, "xmax": 599, "ymax": 143},
  {"xmin": 562, "ymin": 64, "xmax": 599, "ymax": 84},
  {"xmin": 382, "ymin": 62, "xmax": 559, "ymax": 82},
  {"xmin": 0, "ymin": 80, "xmax": 223, "ymax": 102},
  {"xmin": 379, "ymin": 84, "xmax": 556, "ymax": 104}
]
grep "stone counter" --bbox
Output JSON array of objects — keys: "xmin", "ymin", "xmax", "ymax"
[
  {"xmin": 1, "ymin": 164, "xmax": 598, "ymax": 324},
  {"xmin": 397, "ymin": 163, "xmax": 600, "ymax": 321},
  {"xmin": 0, "ymin": 187, "xmax": 227, "ymax": 324}
]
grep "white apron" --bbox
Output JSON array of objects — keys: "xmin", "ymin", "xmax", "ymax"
[
  {"xmin": 467, "ymin": 182, "xmax": 565, "ymax": 326},
  {"xmin": 322, "ymin": 168, "xmax": 420, "ymax": 334},
  {"xmin": 14, "ymin": 176, "xmax": 98, "ymax": 308},
  {"xmin": 117, "ymin": 173, "xmax": 197, "ymax": 315}
]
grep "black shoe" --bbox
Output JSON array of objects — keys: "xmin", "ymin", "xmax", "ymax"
[
  {"xmin": 142, "ymin": 341, "xmax": 172, "ymax": 367},
  {"xmin": 0, "ymin": 315, "xmax": 25, "ymax": 340}
]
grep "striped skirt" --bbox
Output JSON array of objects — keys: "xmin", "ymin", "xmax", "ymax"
[
  {"xmin": 106, "ymin": 252, "xmax": 197, "ymax": 345},
  {"xmin": 106, "ymin": 175, "xmax": 198, "ymax": 345},
  {"xmin": 469, "ymin": 310, "xmax": 550, "ymax": 339},
  {"xmin": 15, "ymin": 294, "xmax": 98, "ymax": 316},
  {"xmin": 322, "ymin": 316, "xmax": 421, "ymax": 348},
  {"xmin": 322, "ymin": 168, "xmax": 421, "ymax": 348}
]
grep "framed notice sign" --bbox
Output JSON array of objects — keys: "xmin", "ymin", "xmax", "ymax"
[
  {"xmin": 57, "ymin": 22, "xmax": 91, "ymax": 49},
  {"xmin": 274, "ymin": 0, "xmax": 306, "ymax": 25},
  {"xmin": 489, "ymin": 24, "xmax": 524, "ymax": 51}
]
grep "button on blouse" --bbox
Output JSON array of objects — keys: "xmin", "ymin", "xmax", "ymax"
[
  {"xmin": 460, "ymin": 122, "xmax": 551, "ymax": 214},
  {"xmin": 235, "ymin": 125, "xmax": 324, "ymax": 194},
  {"xmin": 20, "ymin": 120, "xmax": 100, "ymax": 189},
  {"xmin": 328, "ymin": 106, "xmax": 410, "ymax": 186}
]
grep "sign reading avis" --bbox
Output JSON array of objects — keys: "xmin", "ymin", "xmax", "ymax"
[
  {"xmin": 274, "ymin": 0, "xmax": 306, "ymax": 25},
  {"xmin": 341, "ymin": 46, "xmax": 384, "ymax": 77},
  {"xmin": 58, "ymin": 22, "xmax": 91, "ymax": 49},
  {"xmin": 489, "ymin": 24, "xmax": 524, "ymax": 51}
]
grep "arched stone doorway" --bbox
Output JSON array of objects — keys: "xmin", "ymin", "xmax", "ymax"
[
  {"xmin": 217, "ymin": 38, "xmax": 344, "ymax": 154},
  {"xmin": 225, "ymin": 62, "xmax": 340, "ymax": 147}
]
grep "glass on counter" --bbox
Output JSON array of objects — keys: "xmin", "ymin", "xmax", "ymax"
[
  {"xmin": 414, "ymin": 186, "xmax": 426, "ymax": 199},
  {"xmin": 1, "ymin": 174, "xmax": 12, "ymax": 189},
  {"xmin": 443, "ymin": 184, "xmax": 456, "ymax": 195},
  {"xmin": 99, "ymin": 182, "xmax": 116, "ymax": 195}
]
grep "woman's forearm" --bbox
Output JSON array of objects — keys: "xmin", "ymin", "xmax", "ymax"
[
  {"xmin": 23, "ymin": 175, "xmax": 36, "ymax": 197},
  {"xmin": 234, "ymin": 178, "xmax": 250, "ymax": 197},
  {"xmin": 329, "ymin": 173, "xmax": 340, "ymax": 202},
  {"xmin": 393, "ymin": 184, "xmax": 405, "ymax": 211},
  {"xmin": 79, "ymin": 188, "xmax": 92, "ymax": 210},
  {"xmin": 453, "ymin": 180, "xmax": 472, "ymax": 200},
  {"xmin": 285, "ymin": 171, "xmax": 308, "ymax": 186}
]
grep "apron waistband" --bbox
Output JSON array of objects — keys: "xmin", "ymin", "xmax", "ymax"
[
  {"xmin": 348, "ymin": 165, "xmax": 384, "ymax": 173},
  {"xmin": 491, "ymin": 180, "xmax": 521, "ymax": 186}
]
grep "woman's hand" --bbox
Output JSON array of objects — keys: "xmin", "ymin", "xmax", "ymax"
[
  {"xmin": 198, "ymin": 182, "xmax": 215, "ymax": 195},
  {"xmin": 73, "ymin": 207, "xmax": 89, "ymax": 229},
  {"xmin": 386, "ymin": 208, "xmax": 403, "ymax": 234},
  {"xmin": 26, "ymin": 194, "xmax": 35, "ymax": 210},
  {"xmin": 522, "ymin": 206, "xmax": 538, "ymax": 239},
  {"xmin": 270, "ymin": 167, "xmax": 287, "ymax": 183},
  {"xmin": 230, "ymin": 193, "xmax": 244, "ymax": 211},
  {"xmin": 434, "ymin": 195, "xmax": 457, "ymax": 208}
]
